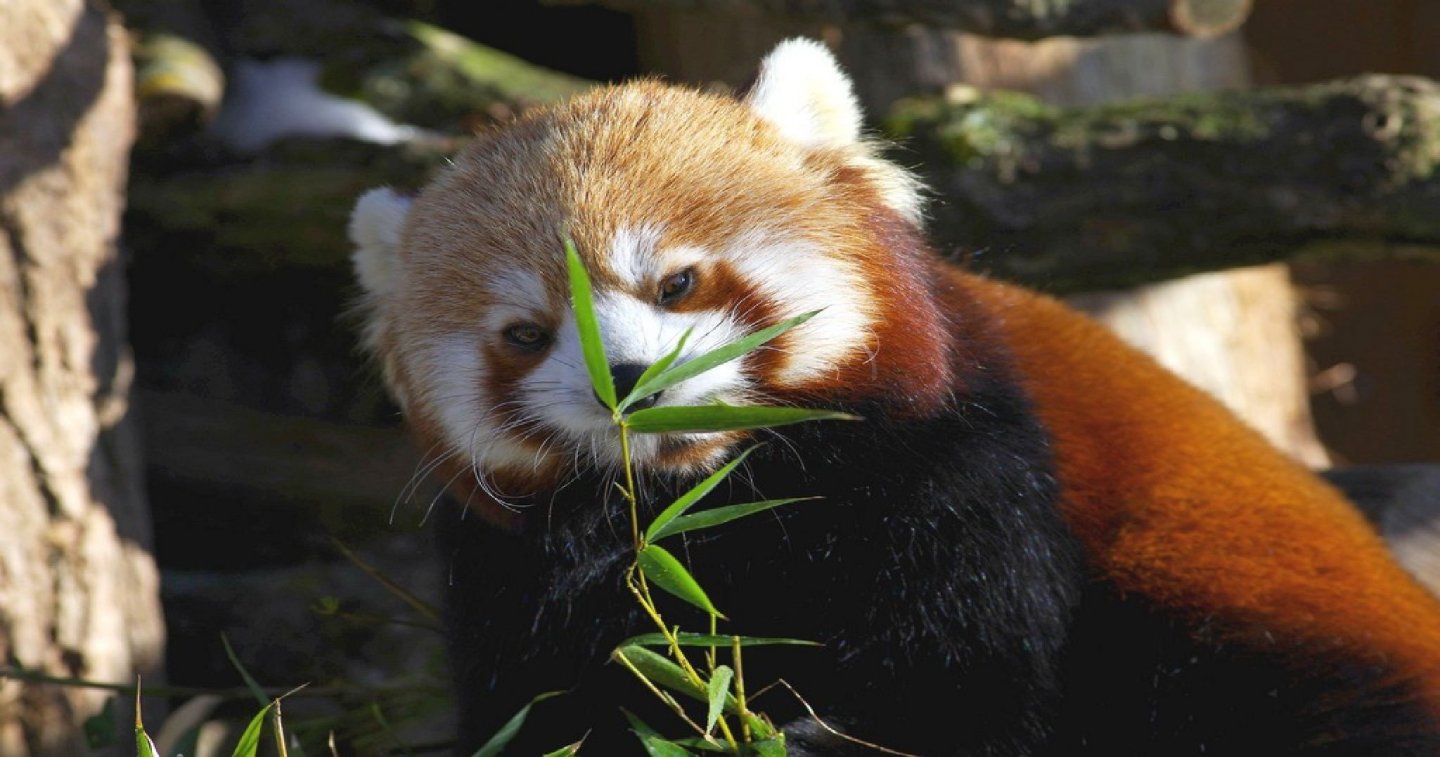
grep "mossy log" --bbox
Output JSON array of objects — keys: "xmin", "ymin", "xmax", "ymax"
[
  {"xmin": 128, "ymin": 140, "xmax": 456, "ymax": 274},
  {"xmin": 320, "ymin": 21, "xmax": 594, "ymax": 132},
  {"xmin": 550, "ymin": 0, "xmax": 1250, "ymax": 39},
  {"xmin": 133, "ymin": 32, "xmax": 225, "ymax": 136},
  {"xmin": 886, "ymin": 75, "xmax": 1440, "ymax": 291},
  {"xmin": 128, "ymin": 76, "xmax": 1440, "ymax": 294},
  {"xmin": 118, "ymin": 0, "xmax": 594, "ymax": 140}
]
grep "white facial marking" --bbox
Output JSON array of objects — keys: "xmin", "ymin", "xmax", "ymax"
[
  {"xmin": 519, "ymin": 292, "xmax": 749, "ymax": 469},
  {"xmin": 482, "ymin": 269, "xmax": 552, "ymax": 334},
  {"xmin": 421, "ymin": 228, "xmax": 872, "ymax": 480},
  {"xmin": 699, "ymin": 230, "xmax": 874, "ymax": 385},
  {"xmin": 411, "ymin": 333, "xmax": 536, "ymax": 480},
  {"xmin": 608, "ymin": 225, "xmax": 665, "ymax": 289}
]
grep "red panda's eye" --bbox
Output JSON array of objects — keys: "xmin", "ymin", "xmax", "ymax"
[
  {"xmin": 503, "ymin": 323, "xmax": 550, "ymax": 351},
  {"xmin": 658, "ymin": 269, "xmax": 695, "ymax": 305}
]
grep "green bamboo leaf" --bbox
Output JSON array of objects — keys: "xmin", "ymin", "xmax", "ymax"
[
  {"xmin": 612, "ymin": 646, "xmax": 705, "ymax": 701},
  {"xmin": 705, "ymin": 666, "xmax": 733, "ymax": 735},
  {"xmin": 625, "ymin": 710, "xmax": 716, "ymax": 755},
  {"xmin": 541, "ymin": 740, "xmax": 585, "ymax": 756},
  {"xmin": 618, "ymin": 328, "xmax": 692, "ymax": 413},
  {"xmin": 637, "ymin": 545, "xmax": 723, "ymax": 618},
  {"xmin": 136, "ymin": 726, "xmax": 160, "ymax": 757},
  {"xmin": 230, "ymin": 702, "xmax": 274, "ymax": 757},
  {"xmin": 565, "ymin": 239, "xmax": 616, "ymax": 411},
  {"xmin": 751, "ymin": 736, "xmax": 787, "ymax": 756},
  {"xmin": 134, "ymin": 695, "xmax": 160, "ymax": 757},
  {"xmin": 615, "ymin": 649, "xmax": 768, "ymax": 736},
  {"xmin": 622, "ymin": 708, "xmax": 663, "ymax": 740},
  {"xmin": 629, "ymin": 310, "xmax": 821, "ymax": 403},
  {"xmin": 746, "ymin": 713, "xmax": 776, "ymax": 740},
  {"xmin": 619, "ymin": 632, "xmax": 820, "ymax": 649},
  {"xmin": 651, "ymin": 497, "xmax": 815, "ymax": 542},
  {"xmin": 640, "ymin": 736, "xmax": 696, "ymax": 756},
  {"xmin": 627, "ymin": 406, "xmax": 857, "ymax": 435},
  {"xmin": 644, "ymin": 446, "xmax": 758, "ymax": 543},
  {"xmin": 473, "ymin": 690, "xmax": 567, "ymax": 757},
  {"xmin": 669, "ymin": 738, "xmax": 729, "ymax": 752}
]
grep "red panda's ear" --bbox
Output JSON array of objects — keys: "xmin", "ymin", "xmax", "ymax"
[
  {"xmin": 349, "ymin": 187, "xmax": 412, "ymax": 299},
  {"xmin": 745, "ymin": 38, "xmax": 863, "ymax": 149},
  {"xmin": 746, "ymin": 39, "xmax": 925, "ymax": 224}
]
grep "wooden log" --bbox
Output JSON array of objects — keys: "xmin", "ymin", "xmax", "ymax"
[
  {"xmin": 553, "ymin": 0, "xmax": 1252, "ymax": 39},
  {"xmin": 128, "ymin": 75, "xmax": 1440, "ymax": 296},
  {"xmin": 133, "ymin": 32, "xmax": 225, "ymax": 137},
  {"xmin": 138, "ymin": 390, "xmax": 421, "ymax": 521},
  {"xmin": 126, "ymin": 139, "xmax": 457, "ymax": 273},
  {"xmin": 886, "ymin": 74, "xmax": 1440, "ymax": 291}
]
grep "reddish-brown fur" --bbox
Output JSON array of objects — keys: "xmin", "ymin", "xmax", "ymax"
[
  {"xmin": 357, "ymin": 48, "xmax": 1440, "ymax": 748},
  {"xmin": 956, "ymin": 273, "xmax": 1440, "ymax": 709}
]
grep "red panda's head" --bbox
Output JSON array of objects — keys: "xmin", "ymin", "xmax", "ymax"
[{"xmin": 350, "ymin": 40, "xmax": 951, "ymax": 514}]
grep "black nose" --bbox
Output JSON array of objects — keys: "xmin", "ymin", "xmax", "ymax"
[{"xmin": 596, "ymin": 362, "xmax": 660, "ymax": 410}]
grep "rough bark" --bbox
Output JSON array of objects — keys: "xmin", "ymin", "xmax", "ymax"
[
  {"xmin": 553, "ymin": 0, "xmax": 1252, "ymax": 39},
  {"xmin": 886, "ymin": 75, "xmax": 1440, "ymax": 291},
  {"xmin": 0, "ymin": 2, "xmax": 164, "ymax": 753}
]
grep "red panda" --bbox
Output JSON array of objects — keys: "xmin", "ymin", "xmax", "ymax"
[{"xmin": 350, "ymin": 39, "xmax": 1440, "ymax": 754}]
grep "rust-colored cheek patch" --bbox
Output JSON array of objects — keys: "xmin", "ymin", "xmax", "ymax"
[
  {"xmin": 669, "ymin": 260, "xmax": 784, "ymax": 381},
  {"xmin": 668, "ymin": 261, "xmax": 771, "ymax": 322},
  {"xmin": 481, "ymin": 341, "xmax": 550, "ymax": 446}
]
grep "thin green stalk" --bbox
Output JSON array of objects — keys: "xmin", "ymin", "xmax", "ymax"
[
  {"xmin": 613, "ymin": 651, "xmax": 706, "ymax": 737},
  {"xmin": 733, "ymin": 636, "xmax": 751, "ymax": 743},
  {"xmin": 627, "ymin": 569, "xmax": 703, "ymax": 686},
  {"xmin": 273, "ymin": 697, "xmax": 289, "ymax": 757},
  {"xmin": 628, "ymin": 571, "xmax": 710, "ymax": 692},
  {"xmin": 619, "ymin": 569, "xmax": 737, "ymax": 754},
  {"xmin": 619, "ymin": 423, "xmax": 639, "ymax": 549},
  {"xmin": 707, "ymin": 615, "xmax": 719, "ymax": 675}
]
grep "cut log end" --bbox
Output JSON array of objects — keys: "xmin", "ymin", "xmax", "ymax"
[{"xmin": 1169, "ymin": 0, "xmax": 1254, "ymax": 38}]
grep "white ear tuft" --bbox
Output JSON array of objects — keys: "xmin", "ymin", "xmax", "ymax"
[
  {"xmin": 746, "ymin": 38, "xmax": 862, "ymax": 149},
  {"xmin": 349, "ymin": 187, "xmax": 412, "ymax": 297}
]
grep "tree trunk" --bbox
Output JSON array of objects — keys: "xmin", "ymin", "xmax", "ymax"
[{"xmin": 0, "ymin": 1, "xmax": 164, "ymax": 753}]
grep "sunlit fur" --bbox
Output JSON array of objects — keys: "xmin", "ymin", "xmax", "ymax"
[
  {"xmin": 350, "ymin": 40, "xmax": 926, "ymax": 508},
  {"xmin": 352, "ymin": 38, "xmax": 1440, "ymax": 754}
]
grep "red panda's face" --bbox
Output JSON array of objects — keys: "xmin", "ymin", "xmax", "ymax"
[{"xmin": 351, "ymin": 40, "xmax": 932, "ymax": 508}]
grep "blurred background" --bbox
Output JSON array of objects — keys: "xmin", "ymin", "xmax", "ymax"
[{"xmin": 1, "ymin": 0, "xmax": 1437, "ymax": 753}]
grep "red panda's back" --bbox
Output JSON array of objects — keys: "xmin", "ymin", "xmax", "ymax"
[{"xmin": 953, "ymin": 269, "xmax": 1440, "ymax": 712}]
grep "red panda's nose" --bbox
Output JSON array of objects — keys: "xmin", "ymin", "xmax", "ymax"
[{"xmin": 599, "ymin": 362, "xmax": 659, "ymax": 411}]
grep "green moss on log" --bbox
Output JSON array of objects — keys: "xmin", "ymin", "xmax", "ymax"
[
  {"xmin": 325, "ymin": 22, "xmax": 594, "ymax": 130},
  {"xmin": 884, "ymin": 75, "xmax": 1440, "ymax": 291}
]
